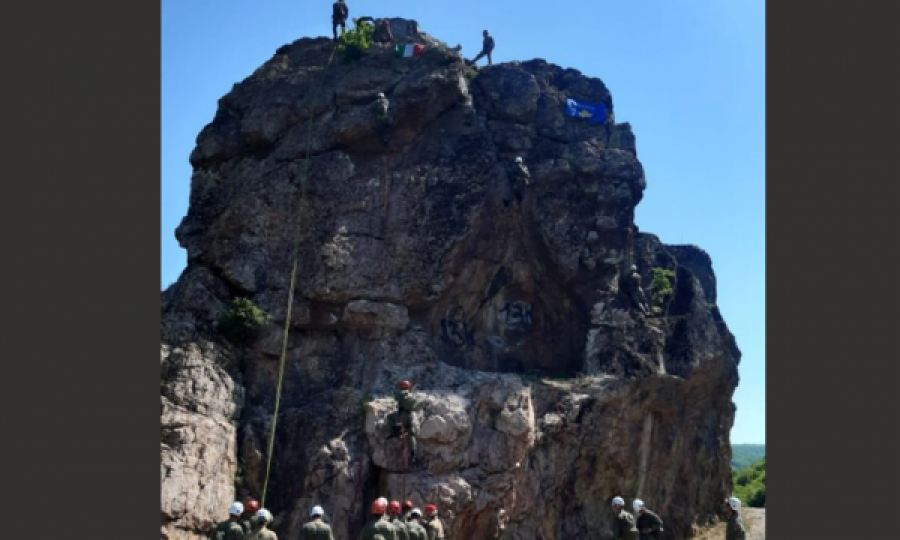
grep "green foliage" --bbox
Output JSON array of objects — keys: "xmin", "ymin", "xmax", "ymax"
[
  {"xmin": 338, "ymin": 20, "xmax": 375, "ymax": 61},
  {"xmin": 731, "ymin": 443, "xmax": 766, "ymax": 470},
  {"xmin": 731, "ymin": 457, "xmax": 766, "ymax": 508},
  {"xmin": 650, "ymin": 267, "xmax": 675, "ymax": 306},
  {"xmin": 218, "ymin": 297, "xmax": 271, "ymax": 344}
]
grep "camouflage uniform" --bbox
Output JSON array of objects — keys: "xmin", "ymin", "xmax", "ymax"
[
  {"xmin": 636, "ymin": 509, "xmax": 663, "ymax": 540},
  {"xmin": 361, "ymin": 516, "xmax": 398, "ymax": 540},
  {"xmin": 406, "ymin": 520, "xmax": 428, "ymax": 540},
  {"xmin": 390, "ymin": 389, "xmax": 419, "ymax": 463},
  {"xmin": 372, "ymin": 95, "xmax": 391, "ymax": 144},
  {"xmin": 211, "ymin": 520, "xmax": 245, "ymax": 540},
  {"xmin": 725, "ymin": 512, "xmax": 746, "ymax": 540},
  {"xmin": 246, "ymin": 525, "xmax": 278, "ymax": 540},
  {"xmin": 626, "ymin": 269, "xmax": 651, "ymax": 315},
  {"xmin": 613, "ymin": 509, "xmax": 638, "ymax": 540},
  {"xmin": 423, "ymin": 517, "xmax": 445, "ymax": 540},
  {"xmin": 299, "ymin": 518, "xmax": 335, "ymax": 540},
  {"xmin": 389, "ymin": 516, "xmax": 410, "ymax": 540}
]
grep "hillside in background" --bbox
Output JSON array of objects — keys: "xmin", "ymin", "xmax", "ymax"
[
  {"xmin": 730, "ymin": 443, "xmax": 765, "ymax": 470},
  {"xmin": 731, "ymin": 457, "xmax": 765, "ymax": 508}
]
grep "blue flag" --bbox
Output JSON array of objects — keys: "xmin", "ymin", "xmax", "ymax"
[{"xmin": 564, "ymin": 98, "xmax": 607, "ymax": 124}]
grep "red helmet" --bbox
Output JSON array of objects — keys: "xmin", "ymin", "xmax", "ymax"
[
  {"xmin": 371, "ymin": 499, "xmax": 387, "ymax": 515},
  {"xmin": 400, "ymin": 380, "xmax": 411, "ymax": 390},
  {"xmin": 425, "ymin": 504, "xmax": 437, "ymax": 516},
  {"xmin": 402, "ymin": 500, "xmax": 414, "ymax": 511},
  {"xmin": 245, "ymin": 500, "xmax": 259, "ymax": 512},
  {"xmin": 388, "ymin": 500, "xmax": 402, "ymax": 515}
]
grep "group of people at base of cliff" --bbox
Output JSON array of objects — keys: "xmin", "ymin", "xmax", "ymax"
[
  {"xmin": 210, "ymin": 496, "xmax": 446, "ymax": 540},
  {"xmin": 611, "ymin": 495, "xmax": 746, "ymax": 540},
  {"xmin": 331, "ymin": 0, "xmax": 495, "ymax": 66}
]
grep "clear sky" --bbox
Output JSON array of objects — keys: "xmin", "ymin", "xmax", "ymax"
[{"xmin": 162, "ymin": 1, "xmax": 765, "ymax": 444}]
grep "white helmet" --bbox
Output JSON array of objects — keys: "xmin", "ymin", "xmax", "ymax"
[
  {"xmin": 254, "ymin": 509, "xmax": 273, "ymax": 523},
  {"xmin": 515, "ymin": 156, "xmax": 523, "ymax": 163},
  {"xmin": 726, "ymin": 497, "xmax": 741, "ymax": 510},
  {"xmin": 377, "ymin": 93, "xmax": 385, "ymax": 98},
  {"xmin": 633, "ymin": 499, "xmax": 644, "ymax": 512},
  {"xmin": 311, "ymin": 505, "xmax": 324, "ymax": 517},
  {"xmin": 229, "ymin": 502, "xmax": 244, "ymax": 516},
  {"xmin": 411, "ymin": 508, "xmax": 423, "ymax": 517},
  {"xmin": 377, "ymin": 497, "xmax": 388, "ymax": 506},
  {"xmin": 612, "ymin": 496, "xmax": 625, "ymax": 507}
]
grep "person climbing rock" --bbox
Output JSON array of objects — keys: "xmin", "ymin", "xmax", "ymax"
[
  {"xmin": 332, "ymin": 0, "xmax": 349, "ymax": 41},
  {"xmin": 422, "ymin": 505, "xmax": 445, "ymax": 540},
  {"xmin": 509, "ymin": 156, "xmax": 531, "ymax": 203},
  {"xmin": 240, "ymin": 500, "xmax": 260, "ymax": 534},
  {"xmin": 723, "ymin": 497, "xmax": 746, "ymax": 540},
  {"xmin": 406, "ymin": 509, "xmax": 429, "ymax": 540},
  {"xmin": 633, "ymin": 500, "xmax": 663, "ymax": 540},
  {"xmin": 299, "ymin": 505, "xmax": 334, "ymax": 540},
  {"xmin": 371, "ymin": 92, "xmax": 391, "ymax": 145},
  {"xmin": 362, "ymin": 500, "xmax": 398, "ymax": 540},
  {"xmin": 247, "ymin": 509, "xmax": 277, "ymax": 540},
  {"xmin": 611, "ymin": 496, "xmax": 638, "ymax": 540},
  {"xmin": 373, "ymin": 19, "xmax": 395, "ymax": 44},
  {"xmin": 624, "ymin": 265, "xmax": 651, "ymax": 316},
  {"xmin": 211, "ymin": 502, "xmax": 245, "ymax": 540},
  {"xmin": 469, "ymin": 30, "xmax": 495, "ymax": 66},
  {"xmin": 388, "ymin": 501, "xmax": 410, "ymax": 540},
  {"xmin": 386, "ymin": 380, "xmax": 419, "ymax": 465}
]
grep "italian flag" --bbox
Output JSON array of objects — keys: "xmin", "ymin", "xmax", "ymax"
[{"xmin": 394, "ymin": 42, "xmax": 425, "ymax": 58}]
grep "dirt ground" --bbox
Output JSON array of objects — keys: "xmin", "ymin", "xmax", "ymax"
[{"xmin": 691, "ymin": 508, "xmax": 765, "ymax": 540}]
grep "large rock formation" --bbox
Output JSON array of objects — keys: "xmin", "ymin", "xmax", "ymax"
[{"xmin": 161, "ymin": 19, "xmax": 741, "ymax": 540}]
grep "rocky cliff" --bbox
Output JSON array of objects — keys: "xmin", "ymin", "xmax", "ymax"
[{"xmin": 161, "ymin": 19, "xmax": 741, "ymax": 540}]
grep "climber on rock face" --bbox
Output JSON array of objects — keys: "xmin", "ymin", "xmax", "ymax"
[
  {"xmin": 372, "ymin": 92, "xmax": 391, "ymax": 145},
  {"xmin": 211, "ymin": 502, "xmax": 245, "ymax": 540},
  {"xmin": 388, "ymin": 501, "xmax": 410, "ymax": 540},
  {"xmin": 624, "ymin": 264, "xmax": 651, "ymax": 316},
  {"xmin": 386, "ymin": 379, "xmax": 419, "ymax": 465},
  {"xmin": 422, "ymin": 505, "xmax": 445, "ymax": 540},
  {"xmin": 723, "ymin": 497, "xmax": 746, "ymax": 540},
  {"xmin": 332, "ymin": 0, "xmax": 349, "ymax": 41},
  {"xmin": 240, "ymin": 500, "xmax": 260, "ymax": 534},
  {"xmin": 406, "ymin": 508, "xmax": 428, "ymax": 540},
  {"xmin": 633, "ymin": 500, "xmax": 663, "ymax": 540},
  {"xmin": 509, "ymin": 156, "xmax": 531, "ymax": 204},
  {"xmin": 361, "ymin": 499, "xmax": 397, "ymax": 540},
  {"xmin": 248, "ymin": 509, "xmax": 277, "ymax": 540},
  {"xmin": 299, "ymin": 505, "xmax": 334, "ymax": 540},
  {"xmin": 611, "ymin": 496, "xmax": 638, "ymax": 540}
]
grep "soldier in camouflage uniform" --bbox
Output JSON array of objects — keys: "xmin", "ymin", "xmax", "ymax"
[
  {"xmin": 386, "ymin": 380, "xmax": 419, "ymax": 465},
  {"xmin": 247, "ymin": 509, "xmax": 277, "ymax": 540},
  {"xmin": 388, "ymin": 501, "xmax": 410, "ymax": 540},
  {"xmin": 211, "ymin": 502, "xmax": 246, "ymax": 540},
  {"xmin": 624, "ymin": 265, "xmax": 651, "ymax": 316},
  {"xmin": 723, "ymin": 497, "xmax": 746, "ymax": 540},
  {"xmin": 405, "ymin": 508, "xmax": 429, "ymax": 540},
  {"xmin": 611, "ymin": 496, "xmax": 638, "ymax": 540},
  {"xmin": 299, "ymin": 505, "xmax": 334, "ymax": 540},
  {"xmin": 371, "ymin": 92, "xmax": 391, "ymax": 145},
  {"xmin": 400, "ymin": 501, "xmax": 414, "ymax": 523},
  {"xmin": 633, "ymin": 500, "xmax": 663, "ymax": 540},
  {"xmin": 362, "ymin": 500, "xmax": 398, "ymax": 540},
  {"xmin": 240, "ymin": 500, "xmax": 260, "ymax": 534},
  {"xmin": 422, "ymin": 505, "xmax": 445, "ymax": 540}
]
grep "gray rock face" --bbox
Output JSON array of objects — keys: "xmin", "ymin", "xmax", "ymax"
[{"xmin": 163, "ymin": 22, "xmax": 740, "ymax": 540}]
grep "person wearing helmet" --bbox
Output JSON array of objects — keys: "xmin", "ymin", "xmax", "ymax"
[
  {"xmin": 611, "ymin": 496, "xmax": 638, "ymax": 540},
  {"xmin": 507, "ymin": 156, "xmax": 531, "ymax": 204},
  {"xmin": 240, "ymin": 500, "xmax": 260, "ymax": 534},
  {"xmin": 386, "ymin": 380, "xmax": 420, "ymax": 466},
  {"xmin": 400, "ymin": 501, "xmax": 414, "ymax": 522},
  {"xmin": 299, "ymin": 505, "xmax": 334, "ymax": 540},
  {"xmin": 405, "ymin": 508, "xmax": 428, "ymax": 540},
  {"xmin": 361, "ymin": 499, "xmax": 397, "ymax": 540},
  {"xmin": 247, "ymin": 509, "xmax": 277, "ymax": 540},
  {"xmin": 211, "ymin": 502, "xmax": 246, "ymax": 540},
  {"xmin": 370, "ymin": 92, "xmax": 391, "ymax": 145},
  {"xmin": 331, "ymin": 0, "xmax": 349, "ymax": 42},
  {"xmin": 387, "ymin": 501, "xmax": 410, "ymax": 540},
  {"xmin": 422, "ymin": 504, "xmax": 445, "ymax": 540},
  {"xmin": 633, "ymin": 500, "xmax": 663, "ymax": 540},
  {"xmin": 723, "ymin": 497, "xmax": 746, "ymax": 540},
  {"xmin": 623, "ymin": 264, "xmax": 651, "ymax": 316}
]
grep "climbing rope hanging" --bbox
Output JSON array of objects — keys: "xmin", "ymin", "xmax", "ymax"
[{"xmin": 259, "ymin": 41, "xmax": 340, "ymax": 508}]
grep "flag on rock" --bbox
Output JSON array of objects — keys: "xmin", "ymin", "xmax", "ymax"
[
  {"xmin": 564, "ymin": 98, "xmax": 607, "ymax": 124},
  {"xmin": 394, "ymin": 42, "xmax": 425, "ymax": 58}
]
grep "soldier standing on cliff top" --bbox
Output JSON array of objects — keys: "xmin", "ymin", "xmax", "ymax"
[{"xmin": 332, "ymin": 0, "xmax": 349, "ymax": 41}]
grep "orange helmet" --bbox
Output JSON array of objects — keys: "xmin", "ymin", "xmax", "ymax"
[
  {"xmin": 425, "ymin": 504, "xmax": 437, "ymax": 516},
  {"xmin": 400, "ymin": 380, "xmax": 411, "ymax": 390},
  {"xmin": 371, "ymin": 499, "xmax": 387, "ymax": 515},
  {"xmin": 388, "ymin": 500, "xmax": 402, "ymax": 515}
]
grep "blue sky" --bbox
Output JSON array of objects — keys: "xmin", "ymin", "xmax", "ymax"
[{"xmin": 162, "ymin": 1, "xmax": 765, "ymax": 444}]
